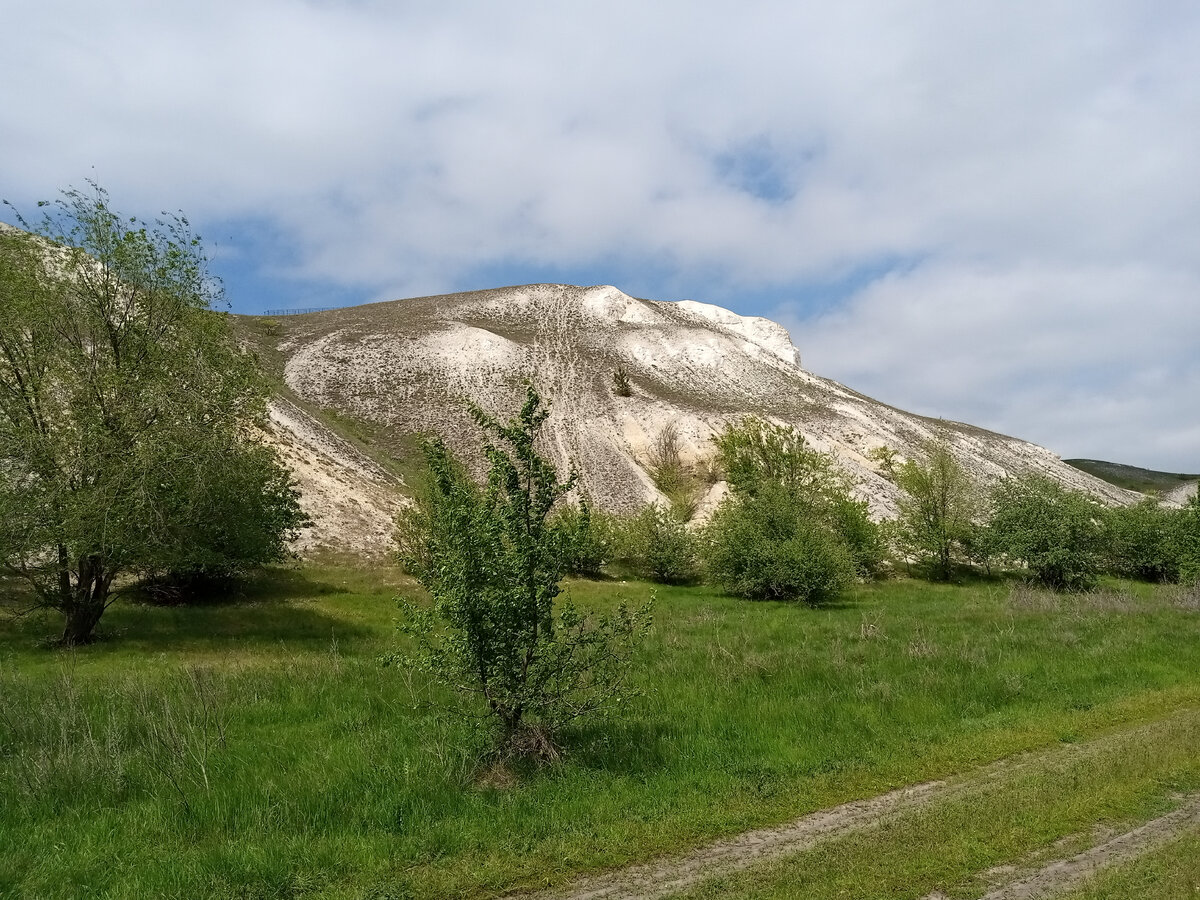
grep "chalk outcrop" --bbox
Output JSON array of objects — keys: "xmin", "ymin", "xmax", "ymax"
[{"xmin": 249, "ymin": 283, "xmax": 1135, "ymax": 556}]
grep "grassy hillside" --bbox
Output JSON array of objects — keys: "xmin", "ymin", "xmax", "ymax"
[
  {"xmin": 3, "ymin": 570, "xmax": 1200, "ymax": 898},
  {"xmin": 1065, "ymin": 458, "xmax": 1199, "ymax": 494}
]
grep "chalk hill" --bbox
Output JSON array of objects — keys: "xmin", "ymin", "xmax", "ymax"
[{"xmin": 239, "ymin": 284, "xmax": 1135, "ymax": 557}]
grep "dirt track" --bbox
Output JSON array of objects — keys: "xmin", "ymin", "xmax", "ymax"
[{"xmin": 515, "ymin": 714, "xmax": 1200, "ymax": 900}]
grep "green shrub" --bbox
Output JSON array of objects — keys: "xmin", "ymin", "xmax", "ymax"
[
  {"xmin": 704, "ymin": 417, "xmax": 882, "ymax": 603},
  {"xmin": 1173, "ymin": 494, "xmax": 1200, "ymax": 584},
  {"xmin": 646, "ymin": 422, "xmax": 702, "ymax": 519},
  {"xmin": 552, "ymin": 497, "xmax": 615, "ymax": 578},
  {"xmin": 613, "ymin": 503, "xmax": 700, "ymax": 584},
  {"xmin": 986, "ymin": 474, "xmax": 1106, "ymax": 591},
  {"xmin": 703, "ymin": 484, "xmax": 854, "ymax": 604},
  {"xmin": 1106, "ymin": 498, "xmax": 1180, "ymax": 582}
]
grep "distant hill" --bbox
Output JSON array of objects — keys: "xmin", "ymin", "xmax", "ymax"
[{"xmin": 1065, "ymin": 459, "xmax": 1199, "ymax": 496}]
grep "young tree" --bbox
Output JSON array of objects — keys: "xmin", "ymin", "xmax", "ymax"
[
  {"xmin": 395, "ymin": 387, "xmax": 650, "ymax": 759},
  {"xmin": 985, "ymin": 474, "xmax": 1106, "ymax": 590},
  {"xmin": 0, "ymin": 186, "xmax": 306, "ymax": 643},
  {"xmin": 893, "ymin": 438, "xmax": 979, "ymax": 581}
]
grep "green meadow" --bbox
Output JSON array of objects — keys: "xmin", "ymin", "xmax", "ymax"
[{"xmin": 2, "ymin": 570, "xmax": 1199, "ymax": 899}]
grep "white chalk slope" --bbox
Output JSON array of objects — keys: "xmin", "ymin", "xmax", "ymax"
[{"xmin": 259, "ymin": 284, "xmax": 1134, "ymax": 555}]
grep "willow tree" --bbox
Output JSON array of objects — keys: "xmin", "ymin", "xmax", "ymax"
[{"xmin": 0, "ymin": 186, "xmax": 305, "ymax": 644}]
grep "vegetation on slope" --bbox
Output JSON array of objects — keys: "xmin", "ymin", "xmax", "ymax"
[{"xmin": 1066, "ymin": 458, "xmax": 1200, "ymax": 495}]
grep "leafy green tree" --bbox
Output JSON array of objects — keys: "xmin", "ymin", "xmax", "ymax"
[
  {"xmin": 0, "ymin": 186, "xmax": 306, "ymax": 643},
  {"xmin": 986, "ymin": 474, "xmax": 1105, "ymax": 590},
  {"xmin": 1106, "ymin": 498, "xmax": 1181, "ymax": 582},
  {"xmin": 551, "ymin": 495, "xmax": 615, "ymax": 578},
  {"xmin": 395, "ymin": 388, "xmax": 651, "ymax": 759},
  {"xmin": 1174, "ymin": 493, "xmax": 1200, "ymax": 584},
  {"xmin": 893, "ymin": 439, "xmax": 979, "ymax": 581},
  {"xmin": 705, "ymin": 417, "xmax": 880, "ymax": 602}
]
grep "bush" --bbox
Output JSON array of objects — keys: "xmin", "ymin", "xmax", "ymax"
[
  {"xmin": 611, "ymin": 367, "xmax": 632, "ymax": 397},
  {"xmin": 613, "ymin": 503, "xmax": 700, "ymax": 584},
  {"xmin": 986, "ymin": 474, "xmax": 1106, "ymax": 591},
  {"xmin": 704, "ymin": 484, "xmax": 854, "ymax": 604},
  {"xmin": 552, "ymin": 497, "xmax": 615, "ymax": 578},
  {"xmin": 646, "ymin": 422, "xmax": 702, "ymax": 519},
  {"xmin": 1106, "ymin": 498, "xmax": 1180, "ymax": 582},
  {"xmin": 704, "ymin": 417, "xmax": 881, "ymax": 603},
  {"xmin": 1171, "ymin": 494, "xmax": 1200, "ymax": 584}
]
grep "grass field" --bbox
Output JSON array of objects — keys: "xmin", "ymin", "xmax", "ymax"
[{"xmin": 2, "ymin": 569, "xmax": 1199, "ymax": 898}]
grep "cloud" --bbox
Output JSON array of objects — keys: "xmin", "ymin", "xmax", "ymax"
[
  {"xmin": 785, "ymin": 261, "xmax": 1200, "ymax": 470},
  {"xmin": 3, "ymin": 1, "xmax": 1198, "ymax": 468}
]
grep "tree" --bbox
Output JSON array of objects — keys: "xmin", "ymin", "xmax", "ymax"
[
  {"xmin": 893, "ymin": 438, "xmax": 979, "ymax": 581},
  {"xmin": 394, "ymin": 387, "xmax": 651, "ymax": 760},
  {"xmin": 0, "ymin": 186, "xmax": 306, "ymax": 643},
  {"xmin": 1106, "ymin": 498, "xmax": 1180, "ymax": 583},
  {"xmin": 1175, "ymin": 493, "xmax": 1200, "ymax": 585},
  {"xmin": 985, "ymin": 474, "xmax": 1105, "ymax": 590},
  {"xmin": 705, "ymin": 417, "xmax": 881, "ymax": 602}
]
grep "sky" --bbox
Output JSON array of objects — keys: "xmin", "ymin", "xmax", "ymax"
[{"xmin": 3, "ymin": 1, "xmax": 1198, "ymax": 471}]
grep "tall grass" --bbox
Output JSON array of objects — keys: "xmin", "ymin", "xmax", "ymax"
[{"xmin": 2, "ymin": 571, "xmax": 1200, "ymax": 897}]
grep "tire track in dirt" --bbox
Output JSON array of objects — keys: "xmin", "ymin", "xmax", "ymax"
[
  {"xmin": 518, "ymin": 779, "xmax": 950, "ymax": 900},
  {"xmin": 939, "ymin": 793, "xmax": 1200, "ymax": 899},
  {"xmin": 512, "ymin": 711, "xmax": 1200, "ymax": 900}
]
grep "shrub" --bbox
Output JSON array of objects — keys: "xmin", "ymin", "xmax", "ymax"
[
  {"xmin": 1172, "ymin": 494, "xmax": 1200, "ymax": 584},
  {"xmin": 986, "ymin": 474, "xmax": 1106, "ymax": 591},
  {"xmin": 646, "ymin": 422, "xmax": 702, "ymax": 519},
  {"xmin": 704, "ymin": 484, "xmax": 854, "ymax": 604},
  {"xmin": 1106, "ymin": 498, "xmax": 1180, "ymax": 582},
  {"xmin": 611, "ymin": 367, "xmax": 632, "ymax": 397},
  {"xmin": 613, "ymin": 503, "xmax": 700, "ymax": 584},
  {"xmin": 552, "ymin": 497, "xmax": 615, "ymax": 578},
  {"xmin": 705, "ymin": 417, "xmax": 882, "ymax": 603}
]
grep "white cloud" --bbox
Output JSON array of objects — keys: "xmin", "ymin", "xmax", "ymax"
[{"xmin": 3, "ymin": 0, "xmax": 1198, "ymax": 468}]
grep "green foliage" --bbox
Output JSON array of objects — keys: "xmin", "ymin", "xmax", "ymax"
[
  {"xmin": 893, "ymin": 439, "xmax": 979, "ymax": 581},
  {"xmin": 394, "ymin": 387, "xmax": 651, "ymax": 758},
  {"xmin": 986, "ymin": 474, "xmax": 1106, "ymax": 591},
  {"xmin": 704, "ymin": 483, "xmax": 854, "ymax": 604},
  {"xmin": 713, "ymin": 416, "xmax": 841, "ymax": 499},
  {"xmin": 0, "ymin": 186, "xmax": 305, "ymax": 643},
  {"xmin": 1168, "ymin": 493, "xmax": 1200, "ymax": 585},
  {"xmin": 1105, "ymin": 498, "xmax": 1182, "ymax": 583},
  {"xmin": 613, "ymin": 503, "xmax": 701, "ymax": 584},
  {"xmin": 552, "ymin": 496, "xmax": 615, "ymax": 578},
  {"xmin": 705, "ymin": 417, "xmax": 882, "ymax": 602}
]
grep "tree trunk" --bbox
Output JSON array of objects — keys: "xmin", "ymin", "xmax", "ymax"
[
  {"xmin": 61, "ymin": 600, "xmax": 105, "ymax": 646},
  {"xmin": 59, "ymin": 554, "xmax": 111, "ymax": 646}
]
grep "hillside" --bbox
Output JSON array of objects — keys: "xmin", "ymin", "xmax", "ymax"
[
  {"xmin": 238, "ymin": 283, "xmax": 1136, "ymax": 556},
  {"xmin": 1065, "ymin": 458, "xmax": 1199, "ymax": 500}
]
